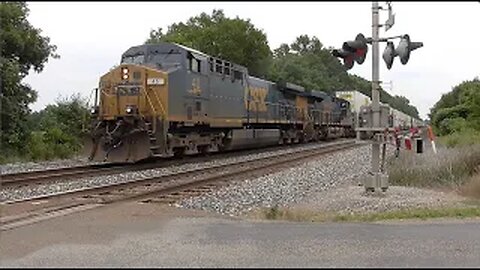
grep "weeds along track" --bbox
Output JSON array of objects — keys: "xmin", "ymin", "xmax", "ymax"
[{"xmin": 0, "ymin": 139, "xmax": 360, "ymax": 231}]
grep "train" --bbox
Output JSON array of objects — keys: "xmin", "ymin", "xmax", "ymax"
[
  {"xmin": 84, "ymin": 42, "xmax": 421, "ymax": 163},
  {"xmin": 336, "ymin": 90, "xmax": 424, "ymax": 130}
]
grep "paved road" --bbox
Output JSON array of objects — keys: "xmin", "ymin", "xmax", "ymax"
[{"xmin": 1, "ymin": 202, "xmax": 480, "ymax": 268}]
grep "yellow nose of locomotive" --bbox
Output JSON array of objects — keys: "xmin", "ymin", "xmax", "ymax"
[
  {"xmin": 85, "ymin": 64, "xmax": 169, "ymax": 163},
  {"xmin": 97, "ymin": 65, "xmax": 168, "ymax": 119},
  {"xmin": 96, "ymin": 65, "xmax": 144, "ymax": 119}
]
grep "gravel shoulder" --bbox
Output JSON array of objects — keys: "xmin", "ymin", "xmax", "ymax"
[{"xmin": 291, "ymin": 185, "xmax": 467, "ymax": 216}]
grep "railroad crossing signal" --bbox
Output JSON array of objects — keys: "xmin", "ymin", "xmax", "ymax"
[
  {"xmin": 382, "ymin": 34, "xmax": 423, "ymax": 69},
  {"xmin": 332, "ymin": 33, "xmax": 369, "ymax": 70},
  {"xmin": 332, "ymin": 48, "xmax": 355, "ymax": 69},
  {"xmin": 396, "ymin": 34, "xmax": 423, "ymax": 64},
  {"xmin": 382, "ymin": 41, "xmax": 396, "ymax": 69}
]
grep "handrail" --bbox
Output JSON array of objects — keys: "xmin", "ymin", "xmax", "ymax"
[
  {"xmin": 101, "ymin": 89, "xmax": 115, "ymax": 97},
  {"xmin": 143, "ymin": 88, "xmax": 157, "ymax": 133},
  {"xmin": 143, "ymin": 89, "xmax": 157, "ymax": 116},
  {"xmin": 150, "ymin": 88, "xmax": 166, "ymax": 119}
]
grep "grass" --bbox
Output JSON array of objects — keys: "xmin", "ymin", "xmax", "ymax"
[
  {"xmin": 255, "ymin": 205, "xmax": 480, "ymax": 223},
  {"xmin": 459, "ymin": 173, "xmax": 480, "ymax": 199},
  {"xmin": 437, "ymin": 129, "xmax": 480, "ymax": 148},
  {"xmin": 387, "ymin": 144, "xmax": 480, "ymax": 189}
]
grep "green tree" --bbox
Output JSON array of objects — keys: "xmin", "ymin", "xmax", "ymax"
[
  {"xmin": 0, "ymin": 2, "xmax": 58, "ymax": 155},
  {"xmin": 430, "ymin": 78, "xmax": 480, "ymax": 135},
  {"xmin": 145, "ymin": 9, "xmax": 272, "ymax": 77},
  {"xmin": 267, "ymin": 35, "xmax": 352, "ymax": 93}
]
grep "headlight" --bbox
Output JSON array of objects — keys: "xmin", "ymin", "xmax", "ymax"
[
  {"xmin": 122, "ymin": 67, "xmax": 129, "ymax": 80},
  {"xmin": 90, "ymin": 108, "xmax": 97, "ymax": 114},
  {"xmin": 125, "ymin": 107, "xmax": 133, "ymax": 114}
]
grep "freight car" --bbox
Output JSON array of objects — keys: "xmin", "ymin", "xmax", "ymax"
[
  {"xmin": 84, "ymin": 43, "xmax": 355, "ymax": 163},
  {"xmin": 336, "ymin": 90, "xmax": 424, "ymax": 130}
]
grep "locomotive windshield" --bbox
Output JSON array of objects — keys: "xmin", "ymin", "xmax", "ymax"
[
  {"xmin": 121, "ymin": 55, "xmax": 145, "ymax": 64},
  {"xmin": 121, "ymin": 51, "xmax": 182, "ymax": 70}
]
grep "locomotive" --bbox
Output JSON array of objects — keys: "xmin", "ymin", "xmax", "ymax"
[{"xmin": 84, "ymin": 43, "xmax": 355, "ymax": 163}]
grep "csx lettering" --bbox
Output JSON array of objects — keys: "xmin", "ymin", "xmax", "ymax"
[{"xmin": 244, "ymin": 86, "xmax": 268, "ymax": 112}]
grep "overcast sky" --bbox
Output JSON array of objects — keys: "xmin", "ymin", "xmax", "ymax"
[{"xmin": 24, "ymin": 1, "xmax": 480, "ymax": 119}]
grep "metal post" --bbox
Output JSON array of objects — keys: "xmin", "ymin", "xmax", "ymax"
[
  {"xmin": 363, "ymin": 1, "xmax": 388, "ymax": 192},
  {"xmin": 371, "ymin": 1, "xmax": 381, "ymax": 174},
  {"xmin": 356, "ymin": 111, "xmax": 361, "ymax": 140}
]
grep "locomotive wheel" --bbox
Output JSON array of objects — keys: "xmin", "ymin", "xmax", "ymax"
[{"xmin": 173, "ymin": 147, "xmax": 186, "ymax": 158}]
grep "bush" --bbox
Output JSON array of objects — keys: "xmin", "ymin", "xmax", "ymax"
[
  {"xmin": 26, "ymin": 128, "xmax": 80, "ymax": 161},
  {"xmin": 438, "ymin": 129, "xmax": 480, "ymax": 148},
  {"xmin": 0, "ymin": 93, "xmax": 89, "ymax": 164},
  {"xmin": 27, "ymin": 131, "xmax": 54, "ymax": 161}
]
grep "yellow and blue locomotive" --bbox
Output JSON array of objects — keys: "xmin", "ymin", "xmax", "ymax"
[{"xmin": 85, "ymin": 43, "xmax": 355, "ymax": 163}]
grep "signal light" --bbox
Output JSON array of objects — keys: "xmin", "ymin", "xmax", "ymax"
[
  {"xmin": 121, "ymin": 67, "xmax": 129, "ymax": 80},
  {"xmin": 342, "ymin": 33, "xmax": 368, "ymax": 64},
  {"xmin": 382, "ymin": 34, "xmax": 423, "ymax": 69},
  {"xmin": 382, "ymin": 41, "xmax": 396, "ymax": 70},
  {"xmin": 332, "ymin": 49, "xmax": 355, "ymax": 70},
  {"xmin": 332, "ymin": 33, "xmax": 368, "ymax": 70},
  {"xmin": 396, "ymin": 34, "xmax": 423, "ymax": 65}
]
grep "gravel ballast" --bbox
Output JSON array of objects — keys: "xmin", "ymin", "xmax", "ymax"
[
  {"xmin": 0, "ymin": 141, "xmax": 354, "ymax": 202},
  {"xmin": 177, "ymin": 145, "xmax": 373, "ymax": 216},
  {"xmin": 176, "ymin": 144, "xmax": 466, "ymax": 217},
  {"xmin": 0, "ymin": 157, "xmax": 103, "ymax": 175}
]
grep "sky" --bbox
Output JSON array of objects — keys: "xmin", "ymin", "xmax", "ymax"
[{"xmin": 23, "ymin": 1, "xmax": 480, "ymax": 119}]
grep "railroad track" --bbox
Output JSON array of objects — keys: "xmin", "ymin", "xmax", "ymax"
[
  {"xmin": 0, "ymin": 148, "xmax": 272, "ymax": 189},
  {"xmin": 0, "ymin": 139, "xmax": 360, "ymax": 231},
  {"xmin": 1, "ymin": 164, "xmax": 122, "ymax": 188},
  {"xmin": 1, "ymin": 139, "xmax": 350, "ymax": 190}
]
